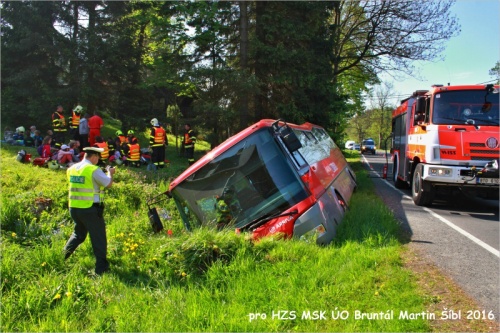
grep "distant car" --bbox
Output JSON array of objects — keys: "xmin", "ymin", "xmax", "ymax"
[
  {"xmin": 345, "ymin": 140, "xmax": 355, "ymax": 150},
  {"xmin": 354, "ymin": 144, "xmax": 360, "ymax": 151},
  {"xmin": 361, "ymin": 139, "xmax": 376, "ymax": 155}
]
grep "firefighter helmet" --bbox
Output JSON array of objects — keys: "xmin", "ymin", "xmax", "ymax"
[
  {"xmin": 16, "ymin": 150, "xmax": 26, "ymax": 162},
  {"xmin": 115, "ymin": 130, "xmax": 123, "ymax": 136},
  {"xmin": 150, "ymin": 118, "xmax": 159, "ymax": 126},
  {"xmin": 73, "ymin": 105, "xmax": 83, "ymax": 114},
  {"xmin": 48, "ymin": 160, "xmax": 59, "ymax": 170},
  {"xmin": 127, "ymin": 130, "xmax": 135, "ymax": 135}
]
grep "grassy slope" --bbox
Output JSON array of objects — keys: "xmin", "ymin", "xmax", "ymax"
[{"xmin": 2, "ymin": 119, "xmax": 434, "ymax": 332}]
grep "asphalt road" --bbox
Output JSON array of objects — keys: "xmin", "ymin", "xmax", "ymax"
[{"xmin": 359, "ymin": 151, "xmax": 500, "ymax": 321}]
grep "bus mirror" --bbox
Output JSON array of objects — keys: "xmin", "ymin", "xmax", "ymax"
[{"xmin": 280, "ymin": 126, "xmax": 302, "ymax": 152}]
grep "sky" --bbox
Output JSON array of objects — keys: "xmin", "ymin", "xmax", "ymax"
[{"xmin": 379, "ymin": 0, "xmax": 500, "ymax": 106}]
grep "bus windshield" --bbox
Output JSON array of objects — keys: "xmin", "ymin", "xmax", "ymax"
[
  {"xmin": 432, "ymin": 89, "xmax": 499, "ymax": 126},
  {"xmin": 171, "ymin": 128, "xmax": 309, "ymax": 230}
]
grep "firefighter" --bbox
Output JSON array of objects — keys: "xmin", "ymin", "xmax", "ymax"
[
  {"xmin": 69, "ymin": 105, "xmax": 83, "ymax": 140},
  {"xmin": 94, "ymin": 136, "xmax": 109, "ymax": 166},
  {"xmin": 115, "ymin": 130, "xmax": 127, "ymax": 146},
  {"xmin": 127, "ymin": 130, "xmax": 138, "ymax": 144},
  {"xmin": 125, "ymin": 140, "xmax": 141, "ymax": 167},
  {"xmin": 183, "ymin": 123, "xmax": 196, "ymax": 165},
  {"xmin": 114, "ymin": 130, "xmax": 127, "ymax": 163},
  {"xmin": 52, "ymin": 105, "xmax": 67, "ymax": 149},
  {"xmin": 149, "ymin": 118, "xmax": 167, "ymax": 169}
]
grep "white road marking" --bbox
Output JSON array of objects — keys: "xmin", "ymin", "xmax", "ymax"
[{"xmin": 362, "ymin": 155, "xmax": 500, "ymax": 258}]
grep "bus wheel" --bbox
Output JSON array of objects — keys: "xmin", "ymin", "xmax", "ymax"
[
  {"xmin": 411, "ymin": 164, "xmax": 434, "ymax": 206},
  {"xmin": 393, "ymin": 157, "xmax": 407, "ymax": 189}
]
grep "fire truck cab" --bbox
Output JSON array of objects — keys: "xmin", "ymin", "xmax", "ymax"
[{"xmin": 391, "ymin": 84, "xmax": 499, "ymax": 206}]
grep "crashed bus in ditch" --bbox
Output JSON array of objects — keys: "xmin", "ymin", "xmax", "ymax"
[{"xmin": 154, "ymin": 119, "xmax": 357, "ymax": 245}]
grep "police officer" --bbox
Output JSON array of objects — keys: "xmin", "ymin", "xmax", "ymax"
[{"xmin": 63, "ymin": 146, "xmax": 115, "ymax": 275}]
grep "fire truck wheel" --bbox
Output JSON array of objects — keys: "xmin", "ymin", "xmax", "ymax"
[{"xmin": 411, "ymin": 164, "xmax": 434, "ymax": 206}]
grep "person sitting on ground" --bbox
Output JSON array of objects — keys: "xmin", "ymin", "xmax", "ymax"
[
  {"xmin": 12, "ymin": 126, "xmax": 26, "ymax": 145},
  {"xmin": 69, "ymin": 140, "xmax": 84, "ymax": 162},
  {"xmin": 57, "ymin": 144, "xmax": 74, "ymax": 167},
  {"xmin": 33, "ymin": 130, "xmax": 43, "ymax": 148},
  {"xmin": 24, "ymin": 132, "xmax": 35, "ymax": 147},
  {"xmin": 39, "ymin": 136, "xmax": 56, "ymax": 159}
]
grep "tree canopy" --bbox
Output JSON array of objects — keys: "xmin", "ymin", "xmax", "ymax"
[{"xmin": 1, "ymin": 0, "xmax": 460, "ymax": 144}]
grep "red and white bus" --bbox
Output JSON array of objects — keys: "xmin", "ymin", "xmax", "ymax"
[{"xmin": 163, "ymin": 119, "xmax": 357, "ymax": 245}]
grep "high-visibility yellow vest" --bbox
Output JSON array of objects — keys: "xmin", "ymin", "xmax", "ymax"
[{"xmin": 67, "ymin": 164, "xmax": 103, "ymax": 208}]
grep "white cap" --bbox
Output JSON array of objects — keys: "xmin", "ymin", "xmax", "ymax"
[
  {"xmin": 83, "ymin": 147, "xmax": 104, "ymax": 153},
  {"xmin": 61, "ymin": 144, "xmax": 70, "ymax": 150}
]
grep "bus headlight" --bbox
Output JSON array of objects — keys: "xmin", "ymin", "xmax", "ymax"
[
  {"xmin": 299, "ymin": 224, "xmax": 326, "ymax": 243},
  {"xmin": 429, "ymin": 167, "xmax": 452, "ymax": 177}
]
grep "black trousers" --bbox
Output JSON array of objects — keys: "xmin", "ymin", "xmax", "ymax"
[
  {"xmin": 151, "ymin": 146, "xmax": 166, "ymax": 168},
  {"xmin": 52, "ymin": 131, "xmax": 66, "ymax": 148},
  {"xmin": 64, "ymin": 204, "xmax": 109, "ymax": 274}
]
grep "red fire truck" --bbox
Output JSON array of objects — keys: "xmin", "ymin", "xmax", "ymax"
[
  {"xmin": 391, "ymin": 84, "xmax": 499, "ymax": 206},
  {"xmin": 162, "ymin": 119, "xmax": 357, "ymax": 245}
]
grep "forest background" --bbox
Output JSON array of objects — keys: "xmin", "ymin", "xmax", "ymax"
[{"xmin": 1, "ymin": 0, "xmax": 464, "ymax": 147}]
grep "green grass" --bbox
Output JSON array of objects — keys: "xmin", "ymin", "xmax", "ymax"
[{"xmin": 1, "ymin": 139, "xmax": 431, "ymax": 331}]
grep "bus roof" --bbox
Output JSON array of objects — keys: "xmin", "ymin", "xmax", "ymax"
[{"xmin": 168, "ymin": 119, "xmax": 321, "ymax": 190}]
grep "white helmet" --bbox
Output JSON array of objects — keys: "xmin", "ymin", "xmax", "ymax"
[
  {"xmin": 151, "ymin": 118, "xmax": 159, "ymax": 126},
  {"xmin": 16, "ymin": 126, "xmax": 26, "ymax": 133},
  {"xmin": 48, "ymin": 160, "xmax": 59, "ymax": 170},
  {"xmin": 73, "ymin": 105, "xmax": 83, "ymax": 114}
]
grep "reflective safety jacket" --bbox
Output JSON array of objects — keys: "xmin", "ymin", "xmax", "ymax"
[
  {"xmin": 184, "ymin": 129, "xmax": 196, "ymax": 148},
  {"xmin": 127, "ymin": 143, "xmax": 140, "ymax": 161},
  {"xmin": 150, "ymin": 126, "xmax": 166, "ymax": 147},
  {"xmin": 52, "ymin": 112, "xmax": 67, "ymax": 132},
  {"xmin": 117, "ymin": 135, "xmax": 127, "ymax": 145},
  {"xmin": 95, "ymin": 142, "xmax": 109, "ymax": 160},
  {"xmin": 69, "ymin": 111, "xmax": 80, "ymax": 129},
  {"xmin": 67, "ymin": 164, "xmax": 102, "ymax": 208}
]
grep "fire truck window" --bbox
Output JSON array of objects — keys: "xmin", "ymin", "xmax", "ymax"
[{"xmin": 432, "ymin": 90, "xmax": 499, "ymax": 125}]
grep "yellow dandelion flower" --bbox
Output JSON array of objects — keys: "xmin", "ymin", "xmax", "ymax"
[
  {"xmin": 374, "ymin": 291, "xmax": 379, "ymax": 296},
  {"xmin": 65, "ymin": 291, "xmax": 73, "ymax": 298},
  {"xmin": 11, "ymin": 232, "xmax": 17, "ymax": 238},
  {"xmin": 181, "ymin": 272, "xmax": 187, "ymax": 277},
  {"xmin": 41, "ymin": 262, "xmax": 47, "ymax": 267},
  {"xmin": 53, "ymin": 293, "xmax": 62, "ymax": 300}
]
